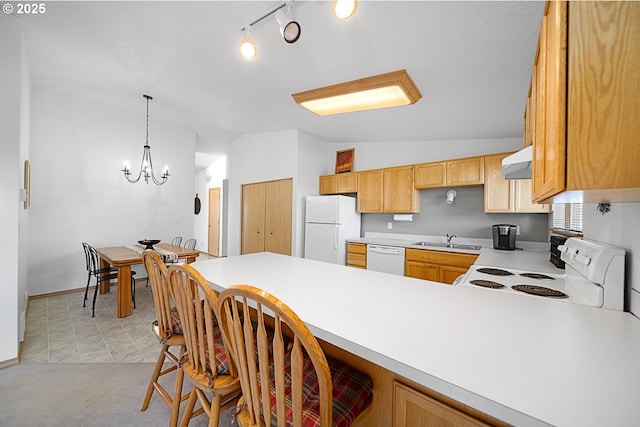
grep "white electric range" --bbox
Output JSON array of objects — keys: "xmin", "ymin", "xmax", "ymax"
[{"xmin": 456, "ymin": 238, "xmax": 626, "ymax": 310}]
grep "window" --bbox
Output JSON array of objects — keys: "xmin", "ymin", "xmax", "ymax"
[{"xmin": 553, "ymin": 203, "xmax": 583, "ymax": 232}]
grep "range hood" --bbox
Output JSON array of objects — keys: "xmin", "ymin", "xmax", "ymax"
[{"xmin": 502, "ymin": 145, "xmax": 532, "ymax": 180}]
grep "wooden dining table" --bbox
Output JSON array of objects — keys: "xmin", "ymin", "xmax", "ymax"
[{"xmin": 95, "ymin": 243, "xmax": 199, "ymax": 318}]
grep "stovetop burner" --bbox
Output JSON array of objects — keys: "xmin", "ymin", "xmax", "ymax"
[
  {"xmin": 511, "ymin": 285, "xmax": 568, "ymax": 298},
  {"xmin": 519, "ymin": 272, "xmax": 555, "ymax": 280},
  {"xmin": 469, "ymin": 280, "xmax": 505, "ymax": 289},
  {"xmin": 476, "ymin": 268, "xmax": 514, "ymax": 276}
]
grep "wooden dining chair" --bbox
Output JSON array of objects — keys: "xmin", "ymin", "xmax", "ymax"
[
  {"xmin": 140, "ymin": 250, "xmax": 187, "ymax": 427},
  {"xmin": 82, "ymin": 242, "xmax": 136, "ymax": 317},
  {"xmin": 167, "ymin": 264, "xmax": 241, "ymax": 427},
  {"xmin": 217, "ymin": 284, "xmax": 374, "ymax": 427}
]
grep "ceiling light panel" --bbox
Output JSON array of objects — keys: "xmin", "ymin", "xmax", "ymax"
[{"xmin": 292, "ymin": 69, "xmax": 422, "ymax": 116}]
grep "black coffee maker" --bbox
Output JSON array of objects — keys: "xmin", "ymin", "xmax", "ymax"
[{"xmin": 492, "ymin": 224, "xmax": 517, "ymax": 250}]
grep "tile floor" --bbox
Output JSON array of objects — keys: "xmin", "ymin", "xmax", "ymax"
[{"xmin": 20, "ymin": 283, "xmax": 160, "ymax": 364}]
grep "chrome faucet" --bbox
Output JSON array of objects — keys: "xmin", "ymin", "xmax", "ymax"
[{"xmin": 446, "ymin": 234, "xmax": 457, "ymax": 245}]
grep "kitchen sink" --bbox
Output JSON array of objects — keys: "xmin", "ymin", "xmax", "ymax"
[{"xmin": 411, "ymin": 242, "xmax": 481, "ymax": 251}]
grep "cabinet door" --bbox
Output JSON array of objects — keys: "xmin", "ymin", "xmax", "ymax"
[
  {"xmin": 566, "ymin": 2, "xmax": 640, "ymax": 194},
  {"xmin": 414, "ymin": 162, "xmax": 446, "ymax": 189},
  {"xmin": 357, "ymin": 169, "xmax": 384, "ymax": 213},
  {"xmin": 514, "ymin": 179, "xmax": 551, "ymax": 213},
  {"xmin": 347, "ymin": 243, "xmax": 367, "ymax": 268},
  {"xmin": 265, "ymin": 178, "xmax": 292, "ymax": 255},
  {"xmin": 384, "ymin": 166, "xmax": 419, "ymax": 213},
  {"xmin": 483, "ymin": 153, "xmax": 514, "ymax": 213},
  {"xmin": 319, "ymin": 175, "xmax": 337, "ymax": 195},
  {"xmin": 405, "ymin": 261, "xmax": 440, "ymax": 282},
  {"xmin": 241, "ymin": 182, "xmax": 266, "ymax": 254},
  {"xmin": 394, "ymin": 382, "xmax": 491, "ymax": 427},
  {"xmin": 440, "ymin": 266, "xmax": 468, "ymax": 285},
  {"xmin": 446, "ymin": 157, "xmax": 484, "ymax": 186},
  {"xmin": 532, "ymin": 1, "xmax": 567, "ymax": 202},
  {"xmin": 336, "ymin": 172, "xmax": 358, "ymax": 193}
]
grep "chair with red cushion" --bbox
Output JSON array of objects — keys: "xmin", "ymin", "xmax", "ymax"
[
  {"xmin": 217, "ymin": 284, "xmax": 374, "ymax": 427},
  {"xmin": 167, "ymin": 263, "xmax": 241, "ymax": 427},
  {"xmin": 140, "ymin": 250, "xmax": 187, "ymax": 427}
]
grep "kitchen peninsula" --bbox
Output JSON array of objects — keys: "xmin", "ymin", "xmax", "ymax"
[{"xmin": 193, "ymin": 252, "xmax": 640, "ymax": 427}]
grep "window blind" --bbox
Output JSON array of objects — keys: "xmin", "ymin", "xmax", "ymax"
[{"xmin": 553, "ymin": 203, "xmax": 583, "ymax": 232}]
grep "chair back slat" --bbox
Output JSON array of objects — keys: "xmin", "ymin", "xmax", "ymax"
[
  {"xmin": 273, "ymin": 318, "xmax": 286, "ymax": 427},
  {"xmin": 291, "ymin": 338, "xmax": 304, "ymax": 427},
  {"xmin": 168, "ymin": 264, "xmax": 227, "ymax": 382},
  {"xmin": 86, "ymin": 244, "xmax": 101, "ymax": 274},
  {"xmin": 241, "ymin": 297, "xmax": 261, "ymax": 423},
  {"xmin": 142, "ymin": 250, "xmax": 174, "ymax": 337},
  {"xmin": 256, "ymin": 307, "xmax": 273, "ymax": 427},
  {"xmin": 217, "ymin": 285, "xmax": 334, "ymax": 427}
]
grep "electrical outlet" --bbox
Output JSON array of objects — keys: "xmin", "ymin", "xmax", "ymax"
[
  {"xmin": 387, "ymin": 222, "xmax": 393, "ymax": 230},
  {"xmin": 516, "ymin": 226, "xmax": 520, "ymax": 235}
]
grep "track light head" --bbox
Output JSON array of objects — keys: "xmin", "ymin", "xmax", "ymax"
[
  {"xmin": 334, "ymin": 0, "xmax": 358, "ymax": 21},
  {"xmin": 275, "ymin": 6, "xmax": 301, "ymax": 44}
]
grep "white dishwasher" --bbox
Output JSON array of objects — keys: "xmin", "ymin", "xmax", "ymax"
[{"xmin": 366, "ymin": 244, "xmax": 405, "ymax": 275}]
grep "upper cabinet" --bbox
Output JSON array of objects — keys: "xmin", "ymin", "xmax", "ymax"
[
  {"xmin": 530, "ymin": 1, "xmax": 640, "ymax": 203},
  {"xmin": 357, "ymin": 169, "xmax": 384, "ymax": 212},
  {"xmin": 384, "ymin": 166, "xmax": 420, "ymax": 213},
  {"xmin": 414, "ymin": 162, "xmax": 446, "ymax": 188},
  {"xmin": 415, "ymin": 156, "xmax": 484, "ymax": 189},
  {"xmin": 446, "ymin": 156, "xmax": 485, "ymax": 187},
  {"xmin": 357, "ymin": 166, "xmax": 420, "ymax": 213},
  {"xmin": 484, "ymin": 152, "xmax": 550, "ymax": 213},
  {"xmin": 319, "ymin": 172, "xmax": 358, "ymax": 195}
]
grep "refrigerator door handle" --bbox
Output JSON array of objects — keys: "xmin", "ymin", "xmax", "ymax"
[
  {"xmin": 334, "ymin": 199, "xmax": 339, "ymax": 224},
  {"xmin": 334, "ymin": 226, "xmax": 339, "ymax": 250}
]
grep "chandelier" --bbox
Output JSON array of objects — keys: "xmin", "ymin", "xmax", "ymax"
[{"xmin": 121, "ymin": 94, "xmax": 170, "ymax": 185}]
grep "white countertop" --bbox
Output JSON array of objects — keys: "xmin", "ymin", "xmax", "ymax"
[
  {"xmin": 350, "ymin": 232, "xmax": 562, "ymax": 274},
  {"xmin": 192, "ymin": 252, "xmax": 640, "ymax": 427}
]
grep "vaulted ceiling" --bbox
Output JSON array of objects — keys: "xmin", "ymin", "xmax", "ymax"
[{"xmin": 18, "ymin": 1, "xmax": 544, "ymax": 164}]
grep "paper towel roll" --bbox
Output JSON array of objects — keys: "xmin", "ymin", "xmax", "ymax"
[{"xmin": 393, "ymin": 214, "xmax": 413, "ymax": 222}]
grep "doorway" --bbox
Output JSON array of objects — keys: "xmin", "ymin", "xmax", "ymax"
[{"xmin": 208, "ymin": 187, "xmax": 220, "ymax": 256}]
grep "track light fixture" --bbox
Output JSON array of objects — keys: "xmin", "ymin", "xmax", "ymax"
[
  {"xmin": 240, "ymin": 29, "xmax": 257, "ymax": 60},
  {"xmin": 275, "ymin": 4, "xmax": 301, "ymax": 44}
]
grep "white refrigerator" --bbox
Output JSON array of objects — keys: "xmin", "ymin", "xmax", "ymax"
[{"xmin": 304, "ymin": 195, "xmax": 361, "ymax": 265}]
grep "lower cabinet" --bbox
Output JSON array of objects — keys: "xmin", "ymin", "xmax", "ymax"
[
  {"xmin": 346, "ymin": 242, "xmax": 366, "ymax": 268},
  {"xmin": 393, "ymin": 382, "xmax": 491, "ymax": 427},
  {"xmin": 405, "ymin": 248, "xmax": 477, "ymax": 285}
]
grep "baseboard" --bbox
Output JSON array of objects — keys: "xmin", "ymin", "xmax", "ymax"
[
  {"xmin": 28, "ymin": 279, "xmax": 149, "ymax": 300},
  {"xmin": 0, "ymin": 357, "xmax": 19, "ymax": 370},
  {"xmin": 29, "ymin": 286, "xmax": 89, "ymax": 300}
]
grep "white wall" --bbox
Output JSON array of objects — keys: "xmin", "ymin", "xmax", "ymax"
[
  {"xmin": 582, "ymin": 203, "xmax": 640, "ymax": 315},
  {"xmin": 225, "ymin": 130, "xmax": 328, "ymax": 257},
  {"xmin": 0, "ymin": 14, "xmax": 22, "ymax": 364},
  {"xmin": 18, "ymin": 21, "xmax": 31, "ymax": 343},
  {"xmin": 194, "ymin": 156, "xmax": 227, "ymax": 254},
  {"xmin": 28, "ymin": 86, "xmax": 196, "ymax": 295},
  {"xmin": 227, "ymin": 130, "xmax": 300, "ymax": 256},
  {"xmin": 296, "ymin": 132, "xmax": 330, "ymax": 255}
]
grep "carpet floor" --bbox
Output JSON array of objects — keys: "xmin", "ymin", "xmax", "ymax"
[{"xmin": 0, "ymin": 362, "xmax": 234, "ymax": 426}]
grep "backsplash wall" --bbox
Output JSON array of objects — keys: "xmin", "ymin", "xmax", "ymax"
[{"xmin": 361, "ymin": 186, "xmax": 549, "ymax": 242}]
